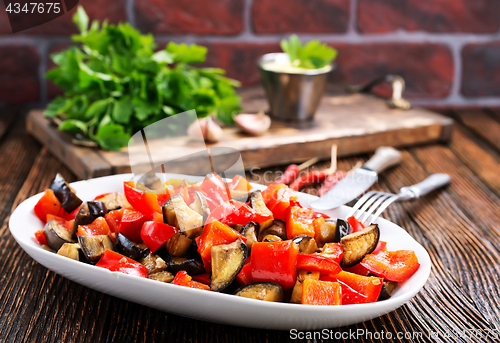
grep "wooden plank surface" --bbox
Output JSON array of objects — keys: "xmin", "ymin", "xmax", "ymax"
[
  {"xmin": 4, "ymin": 108, "xmax": 500, "ymax": 342},
  {"xmin": 27, "ymin": 88, "xmax": 453, "ymax": 179}
]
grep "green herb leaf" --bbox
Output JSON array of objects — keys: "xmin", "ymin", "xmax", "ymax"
[
  {"xmin": 94, "ymin": 123, "xmax": 130, "ymax": 151},
  {"xmin": 112, "ymin": 96, "xmax": 133, "ymax": 124},
  {"xmin": 167, "ymin": 42, "xmax": 207, "ymax": 64},
  {"xmin": 73, "ymin": 6, "xmax": 89, "ymax": 34},
  {"xmin": 85, "ymin": 98, "xmax": 110, "ymax": 120},
  {"xmin": 280, "ymin": 34, "xmax": 337, "ymax": 69},
  {"xmin": 58, "ymin": 119, "xmax": 88, "ymax": 133}
]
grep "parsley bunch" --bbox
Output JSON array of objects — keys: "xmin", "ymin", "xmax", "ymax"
[
  {"xmin": 280, "ymin": 34, "xmax": 337, "ymax": 69},
  {"xmin": 45, "ymin": 7, "xmax": 241, "ymax": 151}
]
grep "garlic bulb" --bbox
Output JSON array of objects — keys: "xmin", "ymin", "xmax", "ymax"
[
  {"xmin": 187, "ymin": 117, "xmax": 223, "ymax": 143},
  {"xmin": 234, "ymin": 112, "xmax": 271, "ymax": 136}
]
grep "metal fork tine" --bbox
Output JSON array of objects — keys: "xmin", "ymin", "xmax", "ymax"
[
  {"xmin": 355, "ymin": 193, "xmax": 387, "ymax": 220},
  {"xmin": 347, "ymin": 191, "xmax": 377, "ymax": 218},
  {"xmin": 359, "ymin": 194, "xmax": 392, "ymax": 223},
  {"xmin": 368, "ymin": 194, "xmax": 401, "ymax": 224}
]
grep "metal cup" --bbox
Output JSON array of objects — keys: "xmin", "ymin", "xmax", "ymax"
[{"xmin": 258, "ymin": 53, "xmax": 332, "ymax": 122}]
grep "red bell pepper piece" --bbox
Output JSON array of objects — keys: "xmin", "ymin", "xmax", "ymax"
[
  {"xmin": 251, "ymin": 240, "xmax": 299, "ymax": 290},
  {"xmin": 173, "ymin": 270, "xmax": 210, "ymax": 290},
  {"xmin": 296, "ymin": 253, "xmax": 341, "ymax": 275},
  {"xmin": 318, "ymin": 170, "xmax": 346, "ymax": 197},
  {"xmin": 77, "ymin": 217, "xmax": 111, "ymax": 237},
  {"xmin": 372, "ymin": 241, "xmax": 387, "ymax": 255},
  {"xmin": 192, "ymin": 273, "xmax": 212, "ymax": 286},
  {"xmin": 157, "ymin": 193, "xmax": 170, "ymax": 208},
  {"xmin": 105, "ymin": 209, "xmax": 124, "ymax": 238},
  {"xmin": 46, "ymin": 214, "xmax": 67, "ymax": 225},
  {"xmin": 268, "ymin": 188, "xmax": 298, "ymax": 221},
  {"xmin": 34, "ymin": 189, "xmax": 61, "ymax": 223},
  {"xmin": 286, "ymin": 206, "xmax": 316, "ymax": 239},
  {"xmin": 206, "ymin": 200, "xmax": 272, "ymax": 226},
  {"xmin": 94, "ymin": 193, "xmax": 112, "ymax": 200},
  {"xmin": 229, "ymin": 175, "xmax": 251, "ymax": 192},
  {"xmin": 34, "ymin": 229, "xmax": 48, "ymax": 246},
  {"xmin": 312, "ymin": 216, "xmax": 325, "ymax": 239},
  {"xmin": 196, "ymin": 220, "xmax": 246, "ymax": 262},
  {"xmin": 271, "ymin": 164, "xmax": 300, "ymax": 185},
  {"xmin": 65, "ymin": 219, "xmax": 75, "ymax": 232},
  {"xmin": 320, "ymin": 243, "xmax": 344, "ymax": 264},
  {"xmin": 290, "ymin": 170, "xmax": 330, "ymax": 191},
  {"xmin": 347, "ymin": 216, "xmax": 365, "ymax": 233},
  {"xmin": 62, "ymin": 205, "xmax": 81, "ymax": 221},
  {"xmin": 96, "ymin": 250, "xmax": 148, "ymax": 278},
  {"xmin": 321, "ymin": 271, "xmax": 383, "ymax": 304},
  {"xmin": 118, "ymin": 209, "xmax": 147, "ymax": 243},
  {"xmin": 140, "ymin": 221, "xmax": 178, "ymax": 253},
  {"xmin": 235, "ymin": 262, "xmax": 253, "ymax": 286},
  {"xmin": 199, "ymin": 173, "xmax": 231, "ymax": 211},
  {"xmin": 123, "ymin": 181, "xmax": 162, "ymax": 216},
  {"xmin": 261, "ymin": 183, "xmax": 287, "ymax": 204},
  {"xmin": 148, "ymin": 212, "xmax": 164, "ymax": 223},
  {"xmin": 344, "ymin": 263, "xmax": 371, "ymax": 276},
  {"xmin": 360, "ymin": 250, "xmax": 420, "ymax": 282},
  {"xmin": 301, "ymin": 279, "xmax": 342, "ymax": 305}
]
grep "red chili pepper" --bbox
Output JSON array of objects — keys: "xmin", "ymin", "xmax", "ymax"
[
  {"xmin": 140, "ymin": 221, "xmax": 178, "ymax": 253},
  {"xmin": 320, "ymin": 243, "xmax": 344, "ymax": 264},
  {"xmin": 347, "ymin": 216, "xmax": 365, "ymax": 233},
  {"xmin": 77, "ymin": 217, "xmax": 111, "ymax": 237},
  {"xmin": 301, "ymin": 279, "xmax": 342, "ymax": 305},
  {"xmin": 272, "ymin": 164, "xmax": 300, "ymax": 185},
  {"xmin": 321, "ymin": 271, "xmax": 383, "ymax": 304},
  {"xmin": 173, "ymin": 270, "xmax": 211, "ymax": 290},
  {"xmin": 251, "ymin": 240, "xmax": 299, "ymax": 290},
  {"xmin": 290, "ymin": 170, "xmax": 330, "ymax": 191},
  {"xmin": 206, "ymin": 199, "xmax": 272, "ymax": 226},
  {"xmin": 96, "ymin": 250, "xmax": 148, "ymax": 278},
  {"xmin": 123, "ymin": 181, "xmax": 162, "ymax": 216},
  {"xmin": 286, "ymin": 206, "xmax": 316, "ymax": 239},
  {"xmin": 118, "ymin": 209, "xmax": 147, "ymax": 243},
  {"xmin": 34, "ymin": 229, "xmax": 48, "ymax": 246},
  {"xmin": 34, "ymin": 189, "xmax": 61, "ymax": 223},
  {"xmin": 196, "ymin": 220, "xmax": 246, "ymax": 263},
  {"xmin": 318, "ymin": 170, "xmax": 347, "ymax": 196},
  {"xmin": 360, "ymin": 250, "xmax": 420, "ymax": 282},
  {"xmin": 296, "ymin": 253, "xmax": 341, "ymax": 275}
]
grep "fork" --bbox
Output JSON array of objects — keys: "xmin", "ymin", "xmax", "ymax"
[{"xmin": 347, "ymin": 173, "xmax": 451, "ymax": 226}]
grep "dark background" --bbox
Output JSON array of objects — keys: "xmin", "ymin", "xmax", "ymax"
[{"xmin": 0, "ymin": 0, "xmax": 499, "ymax": 107}]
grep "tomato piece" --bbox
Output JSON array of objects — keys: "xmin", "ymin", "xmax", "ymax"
[
  {"xmin": 96, "ymin": 250, "xmax": 148, "ymax": 278},
  {"xmin": 320, "ymin": 243, "xmax": 343, "ymax": 264},
  {"xmin": 104, "ymin": 209, "xmax": 124, "ymax": 238},
  {"xmin": 140, "ymin": 221, "xmax": 178, "ymax": 253},
  {"xmin": 251, "ymin": 240, "xmax": 299, "ymax": 290},
  {"xmin": 118, "ymin": 209, "xmax": 147, "ymax": 243},
  {"xmin": 78, "ymin": 217, "xmax": 111, "ymax": 237},
  {"xmin": 196, "ymin": 220, "xmax": 246, "ymax": 262},
  {"xmin": 34, "ymin": 189, "xmax": 61, "ymax": 223},
  {"xmin": 123, "ymin": 181, "xmax": 161, "ymax": 216},
  {"xmin": 296, "ymin": 253, "xmax": 341, "ymax": 275},
  {"xmin": 301, "ymin": 279, "xmax": 342, "ymax": 305},
  {"xmin": 321, "ymin": 271, "xmax": 383, "ymax": 304},
  {"xmin": 235, "ymin": 262, "xmax": 253, "ymax": 286},
  {"xmin": 173, "ymin": 270, "xmax": 210, "ymax": 290},
  {"xmin": 286, "ymin": 206, "xmax": 316, "ymax": 239},
  {"xmin": 228, "ymin": 175, "xmax": 251, "ymax": 192},
  {"xmin": 360, "ymin": 250, "xmax": 420, "ymax": 282},
  {"xmin": 34, "ymin": 229, "xmax": 48, "ymax": 246},
  {"xmin": 206, "ymin": 200, "xmax": 272, "ymax": 226},
  {"xmin": 347, "ymin": 216, "xmax": 365, "ymax": 233}
]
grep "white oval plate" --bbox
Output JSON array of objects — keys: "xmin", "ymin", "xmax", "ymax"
[{"xmin": 9, "ymin": 174, "xmax": 431, "ymax": 330}]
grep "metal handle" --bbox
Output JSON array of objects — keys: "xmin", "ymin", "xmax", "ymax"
[
  {"xmin": 363, "ymin": 147, "xmax": 402, "ymax": 174},
  {"xmin": 400, "ymin": 173, "xmax": 451, "ymax": 199}
]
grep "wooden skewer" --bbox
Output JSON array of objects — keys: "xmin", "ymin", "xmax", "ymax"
[
  {"xmin": 298, "ymin": 157, "xmax": 319, "ymax": 171},
  {"xmin": 324, "ymin": 144, "xmax": 338, "ymax": 175}
]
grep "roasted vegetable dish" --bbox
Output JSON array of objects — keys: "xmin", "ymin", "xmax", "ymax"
[{"xmin": 33, "ymin": 173, "xmax": 420, "ymax": 305}]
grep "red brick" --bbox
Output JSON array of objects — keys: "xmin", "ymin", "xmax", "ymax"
[
  {"xmin": 332, "ymin": 43, "xmax": 453, "ymax": 99},
  {"xmin": 0, "ymin": 45, "xmax": 39, "ymax": 103},
  {"xmin": 357, "ymin": 0, "xmax": 500, "ymax": 34},
  {"xmin": 135, "ymin": 0, "xmax": 244, "ymax": 35},
  {"xmin": 461, "ymin": 42, "xmax": 500, "ymax": 97},
  {"xmin": 0, "ymin": 0, "xmax": 126, "ymax": 35},
  {"xmin": 201, "ymin": 42, "xmax": 281, "ymax": 86},
  {"xmin": 252, "ymin": 0, "xmax": 349, "ymax": 34}
]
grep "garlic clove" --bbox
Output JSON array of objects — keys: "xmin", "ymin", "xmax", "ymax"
[
  {"xmin": 234, "ymin": 112, "xmax": 271, "ymax": 136},
  {"xmin": 187, "ymin": 118, "xmax": 222, "ymax": 143}
]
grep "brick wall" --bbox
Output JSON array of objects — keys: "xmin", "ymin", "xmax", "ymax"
[{"xmin": 0, "ymin": 0, "xmax": 499, "ymax": 108}]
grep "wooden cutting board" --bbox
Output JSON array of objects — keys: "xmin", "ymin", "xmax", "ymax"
[{"xmin": 26, "ymin": 87, "xmax": 454, "ymax": 180}]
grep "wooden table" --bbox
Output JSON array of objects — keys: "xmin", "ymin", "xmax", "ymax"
[{"xmin": 1, "ymin": 107, "xmax": 499, "ymax": 342}]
